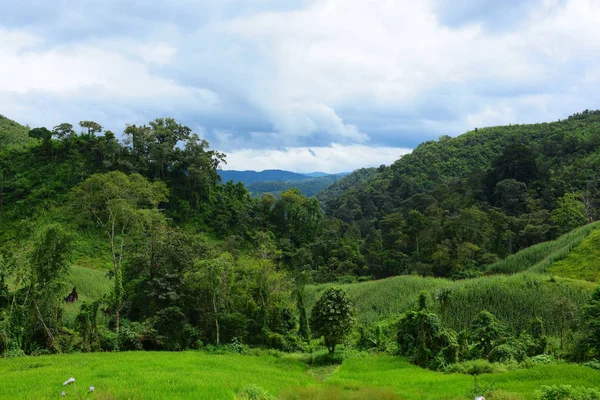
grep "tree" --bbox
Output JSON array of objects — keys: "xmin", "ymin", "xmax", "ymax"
[
  {"xmin": 28, "ymin": 224, "xmax": 73, "ymax": 352},
  {"xmin": 52, "ymin": 123, "xmax": 75, "ymax": 139},
  {"xmin": 310, "ymin": 287, "xmax": 355, "ymax": 353},
  {"xmin": 79, "ymin": 121, "xmax": 103, "ymax": 137},
  {"xmin": 494, "ymin": 179, "xmax": 528, "ymax": 215},
  {"xmin": 191, "ymin": 256, "xmax": 235, "ymax": 346},
  {"xmin": 70, "ymin": 171, "xmax": 168, "ymax": 332},
  {"xmin": 28, "ymin": 127, "xmax": 52, "ymax": 141},
  {"xmin": 551, "ymin": 193, "xmax": 588, "ymax": 234}
]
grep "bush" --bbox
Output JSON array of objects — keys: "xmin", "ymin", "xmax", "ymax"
[
  {"xmin": 356, "ymin": 324, "xmax": 391, "ymax": 352},
  {"xmin": 470, "ymin": 310, "xmax": 508, "ymax": 359},
  {"xmin": 118, "ymin": 325, "xmax": 143, "ymax": 351},
  {"xmin": 444, "ymin": 359, "xmax": 507, "ymax": 375},
  {"xmin": 488, "ymin": 343, "xmax": 525, "ymax": 363},
  {"xmin": 583, "ymin": 359, "xmax": 600, "ymax": 370},
  {"xmin": 535, "ymin": 384, "xmax": 600, "ymax": 400},
  {"xmin": 530, "ymin": 354, "xmax": 559, "ymax": 364},
  {"xmin": 396, "ymin": 308, "xmax": 458, "ymax": 369},
  {"xmin": 238, "ymin": 384, "xmax": 272, "ymax": 400},
  {"xmin": 98, "ymin": 328, "xmax": 118, "ymax": 352}
]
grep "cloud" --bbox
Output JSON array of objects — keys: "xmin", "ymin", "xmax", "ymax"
[
  {"xmin": 1, "ymin": 0, "xmax": 600, "ymax": 169},
  {"xmin": 222, "ymin": 144, "xmax": 411, "ymax": 173}
]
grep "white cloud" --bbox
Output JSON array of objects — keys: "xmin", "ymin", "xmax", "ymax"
[
  {"xmin": 221, "ymin": 143, "xmax": 411, "ymax": 173},
  {"xmin": 2, "ymin": 0, "xmax": 600, "ymax": 170},
  {"xmin": 0, "ymin": 30, "xmax": 218, "ymax": 105}
]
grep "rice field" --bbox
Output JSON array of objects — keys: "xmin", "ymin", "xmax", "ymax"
[{"xmin": 0, "ymin": 352, "xmax": 598, "ymax": 399}]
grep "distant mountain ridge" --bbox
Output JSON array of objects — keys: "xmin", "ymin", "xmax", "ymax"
[
  {"xmin": 218, "ymin": 169, "xmax": 349, "ymax": 185},
  {"xmin": 218, "ymin": 169, "xmax": 309, "ymax": 185},
  {"xmin": 219, "ymin": 169, "xmax": 352, "ymax": 197}
]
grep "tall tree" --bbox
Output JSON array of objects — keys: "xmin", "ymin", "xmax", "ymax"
[
  {"xmin": 70, "ymin": 171, "xmax": 168, "ymax": 332},
  {"xmin": 79, "ymin": 121, "xmax": 103, "ymax": 137}
]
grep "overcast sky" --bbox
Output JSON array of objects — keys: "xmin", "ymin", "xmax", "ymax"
[{"xmin": 1, "ymin": 0, "xmax": 599, "ymax": 172}]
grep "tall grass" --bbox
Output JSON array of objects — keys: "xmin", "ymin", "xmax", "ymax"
[
  {"xmin": 438, "ymin": 274, "xmax": 595, "ymax": 334},
  {"xmin": 486, "ymin": 221, "xmax": 600, "ymax": 275},
  {"xmin": 306, "ymin": 273, "xmax": 596, "ymax": 335},
  {"xmin": 305, "ymin": 275, "xmax": 452, "ymax": 325}
]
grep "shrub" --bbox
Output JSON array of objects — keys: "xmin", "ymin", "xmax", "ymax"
[
  {"xmin": 530, "ymin": 354, "xmax": 559, "ymax": 364},
  {"xmin": 238, "ymin": 384, "xmax": 272, "ymax": 400},
  {"xmin": 396, "ymin": 309, "xmax": 458, "ymax": 369},
  {"xmin": 583, "ymin": 359, "xmax": 600, "ymax": 370},
  {"xmin": 97, "ymin": 328, "xmax": 118, "ymax": 352},
  {"xmin": 535, "ymin": 384, "xmax": 600, "ymax": 400},
  {"xmin": 470, "ymin": 310, "xmax": 508, "ymax": 359},
  {"xmin": 487, "ymin": 343, "xmax": 525, "ymax": 363},
  {"xmin": 444, "ymin": 359, "xmax": 507, "ymax": 375},
  {"xmin": 356, "ymin": 324, "xmax": 391, "ymax": 352}
]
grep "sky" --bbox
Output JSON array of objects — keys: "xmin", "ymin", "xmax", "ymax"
[{"xmin": 1, "ymin": 0, "xmax": 600, "ymax": 173}]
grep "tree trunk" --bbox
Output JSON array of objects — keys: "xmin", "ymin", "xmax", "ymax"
[
  {"xmin": 213, "ymin": 295, "xmax": 220, "ymax": 346},
  {"xmin": 115, "ymin": 303, "xmax": 120, "ymax": 333}
]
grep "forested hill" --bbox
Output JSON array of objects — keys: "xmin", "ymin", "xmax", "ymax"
[
  {"xmin": 315, "ymin": 167, "xmax": 378, "ymax": 205},
  {"xmin": 323, "ymin": 109, "xmax": 600, "ymax": 278}
]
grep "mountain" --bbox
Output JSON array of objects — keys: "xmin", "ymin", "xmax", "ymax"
[
  {"xmin": 247, "ymin": 175, "xmax": 339, "ymax": 197},
  {"xmin": 218, "ymin": 169, "xmax": 308, "ymax": 185},
  {"xmin": 219, "ymin": 170, "xmax": 352, "ymax": 197},
  {"xmin": 304, "ymin": 172, "xmax": 333, "ymax": 178}
]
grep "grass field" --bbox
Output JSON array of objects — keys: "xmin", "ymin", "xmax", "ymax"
[
  {"xmin": 548, "ymin": 229, "xmax": 600, "ymax": 282},
  {"xmin": 0, "ymin": 352, "xmax": 599, "ymax": 399}
]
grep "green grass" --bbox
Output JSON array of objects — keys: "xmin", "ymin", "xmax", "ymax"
[
  {"xmin": 306, "ymin": 273, "xmax": 596, "ymax": 335},
  {"xmin": 486, "ymin": 221, "xmax": 600, "ymax": 276},
  {"xmin": 548, "ymin": 229, "xmax": 600, "ymax": 282},
  {"xmin": 1, "ymin": 352, "xmax": 598, "ymax": 399},
  {"xmin": 62, "ymin": 265, "xmax": 112, "ymax": 325},
  {"xmin": 66, "ymin": 266, "xmax": 111, "ymax": 303}
]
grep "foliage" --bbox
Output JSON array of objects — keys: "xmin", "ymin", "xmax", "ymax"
[
  {"xmin": 535, "ymin": 385, "xmax": 600, "ymax": 400},
  {"xmin": 310, "ymin": 287, "xmax": 355, "ymax": 353},
  {"xmin": 578, "ymin": 287, "xmax": 600, "ymax": 359},
  {"xmin": 395, "ymin": 304, "xmax": 458, "ymax": 369}
]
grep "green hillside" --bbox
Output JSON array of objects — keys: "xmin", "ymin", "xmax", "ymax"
[
  {"xmin": 547, "ymin": 229, "xmax": 600, "ymax": 282},
  {"xmin": 324, "ymin": 110, "xmax": 600, "ymax": 279},
  {"xmin": 486, "ymin": 221, "xmax": 600, "ymax": 276},
  {"xmin": 0, "ymin": 114, "xmax": 32, "ymax": 148}
]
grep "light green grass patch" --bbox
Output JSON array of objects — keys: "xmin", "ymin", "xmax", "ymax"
[{"xmin": 548, "ymin": 229, "xmax": 600, "ymax": 282}]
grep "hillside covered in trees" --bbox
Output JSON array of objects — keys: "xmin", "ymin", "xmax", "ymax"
[{"xmin": 2, "ymin": 111, "xmax": 600, "ymax": 383}]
